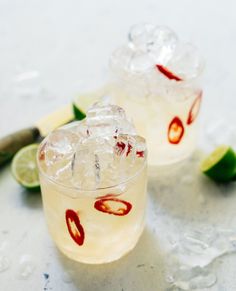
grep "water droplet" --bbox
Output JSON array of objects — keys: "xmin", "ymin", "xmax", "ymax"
[
  {"xmin": 17, "ymin": 255, "xmax": 35, "ymax": 280},
  {"xmin": 166, "ymin": 274, "xmax": 174, "ymax": 283},
  {"xmin": 0, "ymin": 254, "xmax": 11, "ymax": 272}
]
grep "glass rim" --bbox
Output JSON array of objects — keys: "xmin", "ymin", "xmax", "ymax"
[{"xmin": 37, "ymin": 137, "xmax": 147, "ymax": 194}]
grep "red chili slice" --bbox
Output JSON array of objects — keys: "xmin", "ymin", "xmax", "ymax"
[
  {"xmin": 168, "ymin": 116, "xmax": 185, "ymax": 144},
  {"xmin": 136, "ymin": 150, "xmax": 145, "ymax": 158},
  {"xmin": 187, "ymin": 92, "xmax": 202, "ymax": 125},
  {"xmin": 115, "ymin": 142, "xmax": 145, "ymax": 158},
  {"xmin": 65, "ymin": 209, "xmax": 85, "ymax": 246},
  {"xmin": 115, "ymin": 141, "xmax": 132, "ymax": 156},
  {"xmin": 94, "ymin": 198, "xmax": 132, "ymax": 216},
  {"xmin": 156, "ymin": 64, "xmax": 182, "ymax": 81}
]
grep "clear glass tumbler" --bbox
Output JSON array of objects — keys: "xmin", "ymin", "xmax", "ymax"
[
  {"xmin": 109, "ymin": 23, "xmax": 204, "ymax": 168},
  {"xmin": 37, "ymin": 103, "xmax": 147, "ymax": 264}
]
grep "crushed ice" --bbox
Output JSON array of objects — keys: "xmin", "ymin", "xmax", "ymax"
[{"xmin": 165, "ymin": 227, "xmax": 236, "ymax": 289}]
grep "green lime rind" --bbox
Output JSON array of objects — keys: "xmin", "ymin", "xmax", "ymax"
[
  {"xmin": 11, "ymin": 144, "xmax": 40, "ymax": 191},
  {"xmin": 0, "ymin": 151, "xmax": 13, "ymax": 166},
  {"xmin": 231, "ymin": 169, "xmax": 236, "ymax": 181},
  {"xmin": 72, "ymin": 103, "xmax": 86, "ymax": 120},
  {"xmin": 25, "ymin": 185, "xmax": 41, "ymax": 192},
  {"xmin": 201, "ymin": 145, "xmax": 236, "ymax": 183}
]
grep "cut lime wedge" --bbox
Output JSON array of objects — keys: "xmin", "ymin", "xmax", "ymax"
[
  {"xmin": 11, "ymin": 144, "xmax": 40, "ymax": 191},
  {"xmin": 73, "ymin": 103, "xmax": 86, "ymax": 120},
  {"xmin": 200, "ymin": 145, "xmax": 236, "ymax": 183}
]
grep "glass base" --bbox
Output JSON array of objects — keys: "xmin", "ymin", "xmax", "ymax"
[{"xmin": 55, "ymin": 224, "xmax": 145, "ymax": 264}]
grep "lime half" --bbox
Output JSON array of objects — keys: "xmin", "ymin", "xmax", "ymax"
[
  {"xmin": 11, "ymin": 144, "xmax": 40, "ymax": 191},
  {"xmin": 200, "ymin": 145, "xmax": 236, "ymax": 183}
]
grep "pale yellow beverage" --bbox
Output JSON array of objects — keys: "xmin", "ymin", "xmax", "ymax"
[
  {"xmin": 109, "ymin": 23, "xmax": 204, "ymax": 168},
  {"xmin": 37, "ymin": 103, "xmax": 147, "ymax": 264},
  {"xmin": 110, "ymin": 79, "xmax": 202, "ymax": 167}
]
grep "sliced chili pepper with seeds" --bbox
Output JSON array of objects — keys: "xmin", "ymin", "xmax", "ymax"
[
  {"xmin": 94, "ymin": 198, "xmax": 132, "ymax": 216},
  {"xmin": 156, "ymin": 64, "xmax": 182, "ymax": 81},
  {"xmin": 65, "ymin": 209, "xmax": 85, "ymax": 246},
  {"xmin": 136, "ymin": 150, "xmax": 145, "ymax": 158},
  {"xmin": 115, "ymin": 141, "xmax": 132, "ymax": 156},
  {"xmin": 168, "ymin": 116, "xmax": 185, "ymax": 144},
  {"xmin": 115, "ymin": 141, "xmax": 145, "ymax": 158},
  {"xmin": 187, "ymin": 92, "xmax": 202, "ymax": 125}
]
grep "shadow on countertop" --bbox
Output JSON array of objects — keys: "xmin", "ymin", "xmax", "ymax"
[
  {"xmin": 148, "ymin": 148, "xmax": 236, "ymax": 227},
  {"xmin": 57, "ymin": 228, "xmax": 167, "ymax": 291},
  {"xmin": 20, "ymin": 187, "xmax": 42, "ymax": 209}
]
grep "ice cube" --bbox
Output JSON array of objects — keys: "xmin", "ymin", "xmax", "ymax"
[
  {"xmin": 71, "ymin": 132, "xmax": 146, "ymax": 190},
  {"xmin": 114, "ymin": 134, "xmax": 137, "ymax": 179},
  {"xmin": 40, "ymin": 129, "xmax": 78, "ymax": 181},
  {"xmin": 128, "ymin": 23, "xmax": 178, "ymax": 68},
  {"xmin": 128, "ymin": 23, "xmax": 178, "ymax": 63},
  {"xmin": 114, "ymin": 134, "xmax": 136, "ymax": 158},
  {"xmin": 44, "ymin": 129, "xmax": 78, "ymax": 162},
  {"xmin": 87, "ymin": 102, "xmax": 126, "ymax": 121},
  {"xmin": 128, "ymin": 23, "xmax": 156, "ymax": 51},
  {"xmin": 170, "ymin": 266, "xmax": 216, "ymax": 290},
  {"xmin": 71, "ymin": 141, "xmax": 97, "ymax": 190},
  {"xmin": 167, "ymin": 43, "xmax": 204, "ymax": 80},
  {"xmin": 129, "ymin": 51, "xmax": 154, "ymax": 73},
  {"xmin": 86, "ymin": 102, "xmax": 136, "ymax": 137},
  {"xmin": 114, "ymin": 134, "xmax": 146, "ymax": 183},
  {"xmin": 110, "ymin": 46, "xmax": 155, "ymax": 76},
  {"xmin": 109, "ymin": 46, "xmax": 134, "ymax": 76},
  {"xmin": 16, "ymin": 255, "xmax": 35, "ymax": 280},
  {"xmin": 72, "ymin": 136, "xmax": 116, "ymax": 190},
  {"xmin": 147, "ymin": 26, "xmax": 178, "ymax": 64},
  {"xmin": 176, "ymin": 228, "xmax": 236, "ymax": 267}
]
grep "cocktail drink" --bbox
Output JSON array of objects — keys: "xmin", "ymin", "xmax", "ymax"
[
  {"xmin": 109, "ymin": 23, "xmax": 204, "ymax": 167},
  {"xmin": 37, "ymin": 102, "xmax": 147, "ymax": 264}
]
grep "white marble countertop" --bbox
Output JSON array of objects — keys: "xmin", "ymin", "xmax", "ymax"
[{"xmin": 1, "ymin": 0, "xmax": 236, "ymax": 290}]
